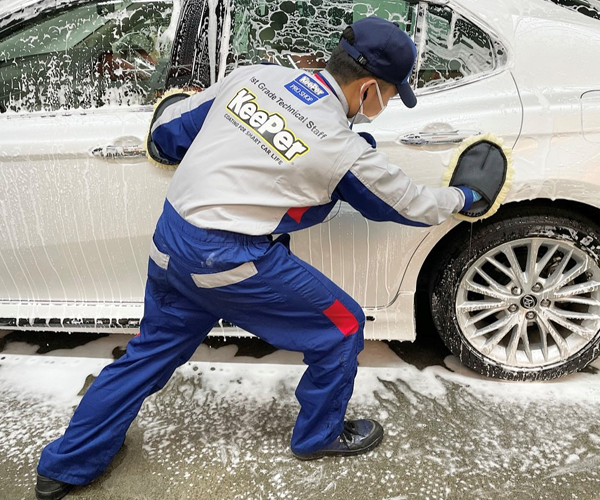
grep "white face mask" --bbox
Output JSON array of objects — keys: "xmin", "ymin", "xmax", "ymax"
[{"xmin": 351, "ymin": 81, "xmax": 386, "ymax": 126}]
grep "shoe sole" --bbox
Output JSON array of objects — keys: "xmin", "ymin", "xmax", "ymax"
[
  {"xmin": 293, "ymin": 426, "xmax": 384, "ymax": 461},
  {"xmin": 35, "ymin": 484, "xmax": 74, "ymax": 500}
]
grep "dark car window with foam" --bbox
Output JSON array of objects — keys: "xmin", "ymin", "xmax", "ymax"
[{"xmin": 0, "ymin": 0, "xmax": 176, "ymax": 113}]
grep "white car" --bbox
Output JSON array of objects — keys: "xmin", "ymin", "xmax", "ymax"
[{"xmin": 1, "ymin": 0, "xmax": 599, "ymax": 381}]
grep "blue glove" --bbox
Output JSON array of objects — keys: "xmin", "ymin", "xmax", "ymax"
[
  {"xmin": 457, "ymin": 185, "xmax": 483, "ymax": 208},
  {"xmin": 358, "ymin": 131, "xmax": 376, "ymax": 149}
]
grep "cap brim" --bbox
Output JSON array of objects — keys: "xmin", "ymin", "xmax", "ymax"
[{"xmin": 397, "ymin": 82, "xmax": 417, "ymax": 108}]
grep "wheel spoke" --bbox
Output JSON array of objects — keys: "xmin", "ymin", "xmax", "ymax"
[
  {"xmin": 484, "ymin": 256, "xmax": 518, "ymax": 284},
  {"xmin": 545, "ymin": 309, "xmax": 597, "ymax": 341},
  {"xmin": 520, "ymin": 318, "xmax": 534, "ymax": 364},
  {"xmin": 456, "ymin": 300, "xmax": 506, "ymax": 313},
  {"xmin": 537, "ymin": 318, "xmax": 550, "ymax": 362},
  {"xmin": 552, "ymin": 280, "xmax": 600, "ymax": 299},
  {"xmin": 547, "ymin": 260, "xmax": 589, "ymax": 295},
  {"xmin": 465, "ymin": 279, "xmax": 512, "ymax": 301},
  {"xmin": 548, "ymin": 307, "xmax": 600, "ymax": 322},
  {"xmin": 545, "ymin": 249, "xmax": 574, "ymax": 289},
  {"xmin": 525, "ymin": 239, "xmax": 542, "ymax": 284},
  {"xmin": 538, "ymin": 313, "xmax": 571, "ymax": 359},
  {"xmin": 504, "ymin": 246, "xmax": 526, "ymax": 289},
  {"xmin": 465, "ymin": 307, "xmax": 506, "ymax": 327},
  {"xmin": 471, "ymin": 314, "xmax": 515, "ymax": 339},
  {"xmin": 481, "ymin": 318, "xmax": 518, "ymax": 353},
  {"xmin": 506, "ymin": 319, "xmax": 524, "ymax": 365},
  {"xmin": 475, "ymin": 266, "xmax": 512, "ymax": 296},
  {"xmin": 534, "ymin": 243, "xmax": 559, "ymax": 283},
  {"xmin": 553, "ymin": 296, "xmax": 600, "ymax": 307}
]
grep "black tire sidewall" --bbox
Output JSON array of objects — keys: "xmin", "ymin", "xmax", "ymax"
[{"xmin": 431, "ymin": 212, "xmax": 600, "ymax": 381}]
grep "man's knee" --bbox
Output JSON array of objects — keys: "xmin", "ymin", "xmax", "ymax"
[
  {"xmin": 308, "ymin": 321, "xmax": 364, "ymax": 366},
  {"xmin": 321, "ymin": 297, "xmax": 365, "ymax": 338},
  {"xmin": 339, "ymin": 301, "xmax": 365, "ymax": 355}
]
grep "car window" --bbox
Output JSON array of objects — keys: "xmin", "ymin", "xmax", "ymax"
[
  {"xmin": 544, "ymin": 0, "xmax": 600, "ymax": 21},
  {"xmin": 0, "ymin": 0, "xmax": 177, "ymax": 114},
  {"xmin": 417, "ymin": 5, "xmax": 507, "ymax": 90},
  {"xmin": 191, "ymin": 0, "xmax": 504, "ymax": 93},
  {"xmin": 227, "ymin": 0, "xmax": 417, "ymax": 72}
]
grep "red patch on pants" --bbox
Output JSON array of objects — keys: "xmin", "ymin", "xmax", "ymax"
[
  {"xmin": 323, "ymin": 300, "xmax": 359, "ymax": 336},
  {"xmin": 287, "ymin": 207, "xmax": 310, "ymax": 223}
]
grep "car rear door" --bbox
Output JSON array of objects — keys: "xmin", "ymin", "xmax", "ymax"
[{"xmin": 0, "ymin": 0, "xmax": 179, "ymax": 328}]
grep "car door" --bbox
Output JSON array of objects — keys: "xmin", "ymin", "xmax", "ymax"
[
  {"xmin": 350, "ymin": 1, "xmax": 523, "ymax": 308},
  {"xmin": 358, "ymin": 2, "xmax": 523, "ymax": 296},
  {"xmin": 364, "ymin": 2, "xmax": 521, "ymax": 176},
  {"xmin": 200, "ymin": 0, "xmax": 522, "ymax": 311},
  {"xmin": 196, "ymin": 0, "xmax": 425, "ymax": 309},
  {"xmin": 0, "ymin": 0, "xmax": 179, "ymax": 327}
]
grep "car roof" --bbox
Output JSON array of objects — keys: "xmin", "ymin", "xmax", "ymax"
[
  {"xmin": 1, "ymin": 0, "xmax": 598, "ymax": 42},
  {"xmin": 0, "ymin": 0, "xmax": 88, "ymax": 31}
]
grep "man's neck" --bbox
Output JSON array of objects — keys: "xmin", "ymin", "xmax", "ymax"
[{"xmin": 318, "ymin": 69, "xmax": 350, "ymax": 117}]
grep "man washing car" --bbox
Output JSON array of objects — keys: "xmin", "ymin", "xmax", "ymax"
[{"xmin": 35, "ymin": 16, "xmax": 483, "ymax": 499}]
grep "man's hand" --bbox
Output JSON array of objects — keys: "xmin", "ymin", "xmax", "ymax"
[{"xmin": 458, "ymin": 186, "xmax": 483, "ymax": 205}]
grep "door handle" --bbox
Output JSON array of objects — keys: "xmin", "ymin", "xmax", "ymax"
[
  {"xmin": 91, "ymin": 144, "xmax": 146, "ymax": 158},
  {"xmin": 397, "ymin": 130, "xmax": 481, "ymax": 146}
]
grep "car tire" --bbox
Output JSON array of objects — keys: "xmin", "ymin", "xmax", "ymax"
[{"xmin": 430, "ymin": 206, "xmax": 600, "ymax": 381}]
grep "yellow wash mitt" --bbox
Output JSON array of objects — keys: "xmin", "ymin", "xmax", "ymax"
[
  {"xmin": 442, "ymin": 133, "xmax": 514, "ymax": 222},
  {"xmin": 145, "ymin": 87, "xmax": 198, "ymax": 171}
]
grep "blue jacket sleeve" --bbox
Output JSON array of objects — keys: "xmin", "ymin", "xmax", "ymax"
[
  {"xmin": 333, "ymin": 170, "xmax": 430, "ymax": 227},
  {"xmin": 150, "ymin": 81, "xmax": 223, "ymax": 164},
  {"xmin": 333, "ymin": 148, "xmax": 473, "ymax": 227}
]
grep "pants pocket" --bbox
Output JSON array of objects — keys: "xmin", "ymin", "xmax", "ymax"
[
  {"xmin": 190, "ymin": 262, "xmax": 258, "ymax": 289},
  {"xmin": 149, "ymin": 236, "xmax": 170, "ymax": 271}
]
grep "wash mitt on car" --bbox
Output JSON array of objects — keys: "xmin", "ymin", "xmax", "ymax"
[
  {"xmin": 145, "ymin": 88, "xmax": 198, "ymax": 170},
  {"xmin": 443, "ymin": 133, "xmax": 514, "ymax": 222}
]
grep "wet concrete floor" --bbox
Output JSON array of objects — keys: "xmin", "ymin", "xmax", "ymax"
[{"xmin": 1, "ymin": 329, "xmax": 600, "ymax": 500}]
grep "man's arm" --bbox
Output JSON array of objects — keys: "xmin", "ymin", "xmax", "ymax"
[
  {"xmin": 333, "ymin": 147, "xmax": 474, "ymax": 227},
  {"xmin": 146, "ymin": 80, "xmax": 223, "ymax": 166}
]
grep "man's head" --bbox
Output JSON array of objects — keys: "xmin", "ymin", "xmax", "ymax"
[{"xmin": 326, "ymin": 17, "xmax": 417, "ymax": 120}]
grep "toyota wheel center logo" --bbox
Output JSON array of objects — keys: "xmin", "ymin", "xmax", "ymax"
[{"xmin": 521, "ymin": 295, "xmax": 538, "ymax": 309}]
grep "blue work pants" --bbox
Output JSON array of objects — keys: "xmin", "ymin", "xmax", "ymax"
[{"xmin": 38, "ymin": 201, "xmax": 365, "ymax": 485}]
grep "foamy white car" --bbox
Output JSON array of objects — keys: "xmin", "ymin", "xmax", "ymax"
[{"xmin": 1, "ymin": 0, "xmax": 599, "ymax": 380}]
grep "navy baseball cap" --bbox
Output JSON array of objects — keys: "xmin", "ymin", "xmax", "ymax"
[{"xmin": 340, "ymin": 16, "xmax": 418, "ymax": 108}]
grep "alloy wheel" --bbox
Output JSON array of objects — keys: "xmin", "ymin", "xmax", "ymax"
[{"xmin": 455, "ymin": 238, "xmax": 600, "ymax": 368}]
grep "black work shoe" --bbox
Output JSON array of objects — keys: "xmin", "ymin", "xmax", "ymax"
[
  {"xmin": 293, "ymin": 419, "xmax": 384, "ymax": 460},
  {"xmin": 35, "ymin": 474, "xmax": 74, "ymax": 500}
]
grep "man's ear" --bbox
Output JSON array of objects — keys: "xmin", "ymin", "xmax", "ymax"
[{"xmin": 362, "ymin": 78, "xmax": 376, "ymax": 100}]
